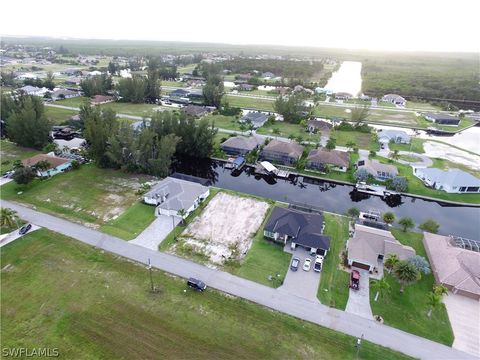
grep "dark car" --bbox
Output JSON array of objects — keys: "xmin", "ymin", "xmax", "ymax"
[
  {"xmin": 187, "ymin": 277, "xmax": 207, "ymax": 291},
  {"xmin": 290, "ymin": 257, "xmax": 300, "ymax": 271},
  {"xmin": 349, "ymin": 270, "xmax": 360, "ymax": 290},
  {"xmin": 19, "ymin": 224, "xmax": 32, "ymax": 235}
]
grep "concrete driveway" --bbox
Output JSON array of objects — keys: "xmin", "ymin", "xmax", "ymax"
[
  {"xmin": 443, "ymin": 293, "xmax": 480, "ymax": 357},
  {"xmin": 0, "ymin": 224, "xmax": 41, "ymax": 248},
  {"xmin": 279, "ymin": 246, "xmax": 321, "ymax": 302},
  {"xmin": 345, "ymin": 268, "xmax": 373, "ymax": 320},
  {"xmin": 130, "ymin": 214, "xmax": 180, "ymax": 251}
]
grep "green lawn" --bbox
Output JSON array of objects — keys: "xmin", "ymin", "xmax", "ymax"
[
  {"xmin": 44, "ymin": 106, "xmax": 79, "ymax": 124},
  {"xmin": 54, "ymin": 96, "xmax": 90, "ymax": 108},
  {"xmin": 0, "ymin": 140, "xmax": 41, "ymax": 174},
  {"xmin": 369, "ymin": 230, "xmax": 454, "ymax": 346},
  {"xmin": 99, "ymin": 102, "xmax": 159, "ymax": 116},
  {"xmin": 162, "ymin": 80, "xmax": 185, "ymax": 87},
  {"xmin": 389, "ymin": 138, "xmax": 426, "ymax": 154},
  {"xmin": 317, "ymin": 214, "xmax": 350, "ymax": 310},
  {"xmin": 331, "ymin": 130, "xmax": 379, "ymax": 151},
  {"xmin": 0, "ymin": 229, "xmax": 411, "ymax": 360},
  {"xmin": 100, "ymin": 202, "xmax": 156, "ymax": 240},
  {"xmin": 257, "ymin": 121, "xmax": 319, "ymax": 142},
  {"xmin": 224, "ymin": 95, "xmax": 275, "ymax": 111},
  {"xmin": 204, "ymin": 114, "xmax": 242, "ymax": 131},
  {"xmin": 0, "ymin": 164, "xmax": 151, "ymax": 226}
]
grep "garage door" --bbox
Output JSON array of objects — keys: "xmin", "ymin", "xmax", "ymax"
[{"xmin": 352, "ymin": 262, "xmax": 370, "ymax": 271}]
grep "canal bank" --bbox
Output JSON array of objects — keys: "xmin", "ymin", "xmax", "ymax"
[{"xmin": 172, "ymin": 158, "xmax": 480, "ymax": 240}]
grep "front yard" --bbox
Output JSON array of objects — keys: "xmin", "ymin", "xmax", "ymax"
[{"xmin": 369, "ymin": 230, "xmax": 454, "ymax": 346}]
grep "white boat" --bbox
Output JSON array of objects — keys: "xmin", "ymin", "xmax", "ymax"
[{"xmin": 355, "ymin": 182, "xmax": 397, "ymax": 197}]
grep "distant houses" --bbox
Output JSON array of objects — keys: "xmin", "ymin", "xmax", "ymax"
[
  {"xmin": 22, "ymin": 154, "xmax": 72, "ymax": 177},
  {"xmin": 181, "ymin": 104, "xmax": 212, "ymax": 118},
  {"xmin": 334, "ymin": 92, "xmax": 353, "ymax": 100},
  {"xmin": 356, "ymin": 159, "xmax": 398, "ymax": 181},
  {"xmin": 381, "ymin": 94, "xmax": 407, "ymax": 107},
  {"xmin": 423, "ymin": 113, "xmax": 461, "ymax": 126},
  {"xmin": 236, "ymin": 83, "xmax": 255, "ymax": 91},
  {"xmin": 239, "ymin": 112, "xmax": 269, "ymax": 129},
  {"xmin": 17, "ymin": 85, "xmax": 48, "ymax": 97},
  {"xmin": 51, "ymin": 89, "xmax": 80, "ymax": 101},
  {"xmin": 306, "ymin": 119, "xmax": 333, "ymax": 134},
  {"xmin": 91, "ymin": 95, "xmax": 114, "ymax": 105},
  {"xmin": 377, "ymin": 129, "xmax": 411, "ymax": 144},
  {"xmin": 260, "ymin": 139, "xmax": 304, "ymax": 165},
  {"xmin": 306, "ymin": 149, "xmax": 350, "ymax": 172},
  {"xmin": 413, "ymin": 168, "xmax": 480, "ymax": 193},
  {"xmin": 220, "ymin": 136, "xmax": 264, "ymax": 156}
]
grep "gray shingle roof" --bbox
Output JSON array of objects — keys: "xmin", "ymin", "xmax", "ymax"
[
  {"xmin": 220, "ymin": 136, "xmax": 263, "ymax": 152},
  {"xmin": 415, "ymin": 168, "xmax": 480, "ymax": 188},
  {"xmin": 239, "ymin": 112, "xmax": 269, "ymax": 126},
  {"xmin": 262, "ymin": 139, "xmax": 304, "ymax": 158}
]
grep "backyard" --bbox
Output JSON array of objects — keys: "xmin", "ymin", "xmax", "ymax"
[
  {"xmin": 369, "ymin": 230, "xmax": 454, "ymax": 346},
  {"xmin": 0, "ymin": 140, "xmax": 41, "ymax": 174},
  {"xmin": 44, "ymin": 106, "xmax": 79, "ymax": 124},
  {"xmin": 0, "ymin": 229, "xmax": 411, "ymax": 360}
]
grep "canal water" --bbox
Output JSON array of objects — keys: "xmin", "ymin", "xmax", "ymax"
[
  {"xmin": 325, "ymin": 61, "xmax": 362, "ymax": 97},
  {"xmin": 173, "ymin": 158, "xmax": 480, "ymax": 240}
]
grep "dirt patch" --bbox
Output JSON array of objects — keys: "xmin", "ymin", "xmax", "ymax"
[{"xmin": 177, "ymin": 192, "xmax": 269, "ymax": 265}]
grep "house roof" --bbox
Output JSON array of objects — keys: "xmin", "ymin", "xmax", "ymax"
[
  {"xmin": 18, "ymin": 85, "xmax": 42, "ymax": 93},
  {"xmin": 169, "ymin": 88, "xmax": 190, "ymax": 97},
  {"xmin": 22, "ymin": 154, "xmax": 71, "ymax": 170},
  {"xmin": 382, "ymin": 94, "xmax": 406, "ymax": 103},
  {"xmin": 239, "ymin": 112, "xmax": 268, "ymax": 125},
  {"xmin": 307, "ymin": 119, "xmax": 333, "ymax": 131},
  {"xmin": 144, "ymin": 177, "xmax": 209, "ymax": 212},
  {"xmin": 264, "ymin": 207, "xmax": 330, "ymax": 250},
  {"xmin": 357, "ymin": 159, "xmax": 398, "ymax": 177},
  {"xmin": 423, "ymin": 232, "xmax": 480, "ymax": 298},
  {"xmin": 424, "ymin": 113, "xmax": 460, "ymax": 121},
  {"xmin": 182, "ymin": 105, "xmax": 209, "ymax": 117},
  {"xmin": 262, "ymin": 139, "xmax": 304, "ymax": 159},
  {"xmin": 52, "ymin": 89, "xmax": 78, "ymax": 97},
  {"xmin": 347, "ymin": 224, "xmax": 415, "ymax": 266},
  {"xmin": 415, "ymin": 168, "xmax": 480, "ymax": 188},
  {"xmin": 91, "ymin": 95, "xmax": 113, "ymax": 103},
  {"xmin": 220, "ymin": 136, "xmax": 263, "ymax": 152},
  {"xmin": 377, "ymin": 130, "xmax": 410, "ymax": 141},
  {"xmin": 307, "ymin": 149, "xmax": 350, "ymax": 168}
]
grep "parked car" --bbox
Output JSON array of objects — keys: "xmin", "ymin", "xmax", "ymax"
[
  {"xmin": 290, "ymin": 257, "xmax": 300, "ymax": 271},
  {"xmin": 349, "ymin": 270, "xmax": 360, "ymax": 290},
  {"xmin": 19, "ymin": 224, "xmax": 32, "ymax": 235},
  {"xmin": 2, "ymin": 170, "xmax": 14, "ymax": 178},
  {"xmin": 314, "ymin": 255, "xmax": 324, "ymax": 272},
  {"xmin": 187, "ymin": 278, "xmax": 207, "ymax": 291},
  {"xmin": 303, "ymin": 258, "xmax": 312, "ymax": 271}
]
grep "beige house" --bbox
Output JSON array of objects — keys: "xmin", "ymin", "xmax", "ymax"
[
  {"xmin": 423, "ymin": 232, "xmax": 480, "ymax": 300},
  {"xmin": 347, "ymin": 224, "xmax": 415, "ymax": 272}
]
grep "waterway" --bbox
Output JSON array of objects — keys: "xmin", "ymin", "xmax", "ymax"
[
  {"xmin": 325, "ymin": 61, "xmax": 362, "ymax": 97},
  {"xmin": 173, "ymin": 159, "xmax": 480, "ymax": 240}
]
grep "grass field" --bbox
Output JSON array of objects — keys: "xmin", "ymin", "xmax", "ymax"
[
  {"xmin": 224, "ymin": 95, "xmax": 275, "ymax": 111},
  {"xmin": 257, "ymin": 121, "xmax": 319, "ymax": 141},
  {"xmin": 388, "ymin": 138, "xmax": 426, "ymax": 154},
  {"xmin": 53, "ymin": 96, "xmax": 89, "ymax": 108},
  {"xmin": 331, "ymin": 129, "xmax": 379, "ymax": 151},
  {"xmin": 204, "ymin": 114, "xmax": 242, "ymax": 131},
  {"xmin": 0, "ymin": 228, "xmax": 411, "ymax": 360},
  {"xmin": 0, "ymin": 140, "xmax": 41, "ymax": 174},
  {"xmin": 44, "ymin": 106, "xmax": 79, "ymax": 124},
  {"xmin": 369, "ymin": 230, "xmax": 454, "ymax": 346},
  {"xmin": 0, "ymin": 164, "xmax": 151, "ymax": 226},
  {"xmin": 100, "ymin": 202, "xmax": 156, "ymax": 240},
  {"xmin": 317, "ymin": 214, "xmax": 350, "ymax": 310}
]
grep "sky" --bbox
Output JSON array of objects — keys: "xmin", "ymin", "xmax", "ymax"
[{"xmin": 1, "ymin": 0, "xmax": 479, "ymax": 52}]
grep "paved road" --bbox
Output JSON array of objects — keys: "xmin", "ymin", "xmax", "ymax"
[{"xmin": 2, "ymin": 200, "xmax": 475, "ymax": 360}]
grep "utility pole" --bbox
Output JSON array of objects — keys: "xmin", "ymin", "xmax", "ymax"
[
  {"xmin": 147, "ymin": 258, "xmax": 154, "ymax": 292},
  {"xmin": 355, "ymin": 334, "xmax": 364, "ymax": 359}
]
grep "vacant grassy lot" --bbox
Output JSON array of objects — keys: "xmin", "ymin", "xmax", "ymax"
[
  {"xmin": 0, "ymin": 140, "xmax": 41, "ymax": 174},
  {"xmin": 389, "ymin": 138, "xmax": 426, "ymax": 154},
  {"xmin": 369, "ymin": 230, "xmax": 454, "ymax": 346},
  {"xmin": 257, "ymin": 121, "xmax": 319, "ymax": 141},
  {"xmin": 100, "ymin": 201, "xmax": 156, "ymax": 240},
  {"xmin": 0, "ymin": 164, "xmax": 152, "ymax": 226},
  {"xmin": 0, "ymin": 229, "xmax": 411, "ymax": 360},
  {"xmin": 331, "ymin": 129, "xmax": 379, "ymax": 151},
  {"xmin": 204, "ymin": 114, "xmax": 242, "ymax": 131},
  {"xmin": 317, "ymin": 214, "xmax": 350, "ymax": 309},
  {"xmin": 224, "ymin": 95, "xmax": 275, "ymax": 111},
  {"xmin": 54, "ymin": 96, "xmax": 89, "ymax": 108},
  {"xmin": 99, "ymin": 102, "xmax": 159, "ymax": 116},
  {"xmin": 44, "ymin": 106, "xmax": 79, "ymax": 124}
]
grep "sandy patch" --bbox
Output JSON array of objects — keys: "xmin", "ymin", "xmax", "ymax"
[
  {"xmin": 178, "ymin": 192, "xmax": 269, "ymax": 265},
  {"xmin": 423, "ymin": 142, "xmax": 480, "ymax": 171}
]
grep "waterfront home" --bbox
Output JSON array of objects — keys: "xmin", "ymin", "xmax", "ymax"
[
  {"xmin": 423, "ymin": 232, "xmax": 480, "ymax": 300},
  {"xmin": 413, "ymin": 167, "xmax": 480, "ymax": 193},
  {"xmin": 143, "ymin": 177, "xmax": 210, "ymax": 218},
  {"xmin": 356, "ymin": 159, "xmax": 398, "ymax": 180},
  {"xmin": 381, "ymin": 94, "xmax": 406, "ymax": 107},
  {"xmin": 239, "ymin": 112, "xmax": 269, "ymax": 129},
  {"xmin": 22, "ymin": 154, "xmax": 72, "ymax": 177},
  {"xmin": 377, "ymin": 129, "xmax": 411, "ymax": 144},
  {"xmin": 264, "ymin": 207, "xmax": 330, "ymax": 256},
  {"xmin": 220, "ymin": 135, "xmax": 264, "ymax": 156},
  {"xmin": 306, "ymin": 148, "xmax": 350, "ymax": 172},
  {"xmin": 260, "ymin": 139, "xmax": 304, "ymax": 165},
  {"xmin": 423, "ymin": 113, "xmax": 460, "ymax": 126},
  {"xmin": 347, "ymin": 224, "xmax": 415, "ymax": 272}
]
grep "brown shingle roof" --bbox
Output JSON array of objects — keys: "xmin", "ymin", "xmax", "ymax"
[
  {"xmin": 307, "ymin": 119, "xmax": 333, "ymax": 131},
  {"xmin": 22, "ymin": 154, "xmax": 71, "ymax": 170},
  {"xmin": 307, "ymin": 149, "xmax": 349, "ymax": 168},
  {"xmin": 91, "ymin": 95, "xmax": 114, "ymax": 104},
  {"xmin": 262, "ymin": 139, "xmax": 304, "ymax": 158}
]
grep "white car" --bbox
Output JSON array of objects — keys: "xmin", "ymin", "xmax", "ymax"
[
  {"xmin": 303, "ymin": 258, "xmax": 312, "ymax": 271},
  {"xmin": 314, "ymin": 255, "xmax": 324, "ymax": 272}
]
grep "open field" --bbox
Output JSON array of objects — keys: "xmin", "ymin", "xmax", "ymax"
[
  {"xmin": 0, "ymin": 228, "xmax": 411, "ymax": 360},
  {"xmin": 53, "ymin": 96, "xmax": 90, "ymax": 108},
  {"xmin": 0, "ymin": 140, "xmax": 41, "ymax": 174},
  {"xmin": 173, "ymin": 192, "xmax": 270, "ymax": 265},
  {"xmin": 224, "ymin": 95, "xmax": 275, "ymax": 111},
  {"xmin": 257, "ymin": 121, "xmax": 320, "ymax": 141},
  {"xmin": 0, "ymin": 164, "xmax": 152, "ymax": 226},
  {"xmin": 317, "ymin": 214, "xmax": 350, "ymax": 309},
  {"xmin": 44, "ymin": 106, "xmax": 79, "ymax": 124},
  {"xmin": 331, "ymin": 129, "xmax": 379, "ymax": 151},
  {"xmin": 388, "ymin": 138, "xmax": 426, "ymax": 154},
  {"xmin": 369, "ymin": 230, "xmax": 454, "ymax": 346},
  {"xmin": 204, "ymin": 114, "xmax": 242, "ymax": 131}
]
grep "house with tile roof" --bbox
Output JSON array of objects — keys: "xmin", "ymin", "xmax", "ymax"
[{"xmin": 260, "ymin": 139, "xmax": 304, "ymax": 165}]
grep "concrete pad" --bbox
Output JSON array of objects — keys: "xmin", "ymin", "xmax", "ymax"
[
  {"xmin": 0, "ymin": 224, "xmax": 42, "ymax": 248},
  {"xmin": 0, "ymin": 177, "xmax": 13, "ymax": 187},
  {"xmin": 444, "ymin": 293, "xmax": 480, "ymax": 357},
  {"xmin": 345, "ymin": 268, "xmax": 374, "ymax": 320},
  {"xmin": 130, "ymin": 215, "xmax": 180, "ymax": 251},
  {"xmin": 279, "ymin": 247, "xmax": 321, "ymax": 302}
]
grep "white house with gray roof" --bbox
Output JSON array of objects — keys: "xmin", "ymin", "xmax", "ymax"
[
  {"xmin": 239, "ymin": 112, "xmax": 269, "ymax": 129},
  {"xmin": 356, "ymin": 159, "xmax": 398, "ymax": 181},
  {"xmin": 377, "ymin": 129, "xmax": 411, "ymax": 144},
  {"xmin": 143, "ymin": 177, "xmax": 210, "ymax": 217},
  {"xmin": 381, "ymin": 94, "xmax": 406, "ymax": 107},
  {"xmin": 413, "ymin": 168, "xmax": 480, "ymax": 193},
  {"xmin": 220, "ymin": 135, "xmax": 264, "ymax": 155}
]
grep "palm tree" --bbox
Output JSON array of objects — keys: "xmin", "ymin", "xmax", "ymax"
[
  {"xmin": 394, "ymin": 261, "xmax": 420, "ymax": 293},
  {"xmin": 426, "ymin": 291, "xmax": 442, "ymax": 318},
  {"xmin": 389, "ymin": 149, "xmax": 400, "ymax": 161},
  {"xmin": 372, "ymin": 277, "xmax": 390, "ymax": 302},
  {"xmin": 399, "ymin": 217, "xmax": 414, "ymax": 232},
  {"xmin": 382, "ymin": 212, "xmax": 395, "ymax": 225},
  {"xmin": 272, "ymin": 128, "xmax": 280, "ymax": 136},
  {"xmin": 384, "ymin": 253, "xmax": 399, "ymax": 273},
  {"xmin": 433, "ymin": 284, "xmax": 449, "ymax": 297},
  {"xmin": 34, "ymin": 160, "xmax": 51, "ymax": 173},
  {"xmin": 177, "ymin": 208, "xmax": 187, "ymax": 225},
  {"xmin": 0, "ymin": 208, "xmax": 19, "ymax": 229},
  {"xmin": 346, "ymin": 141, "xmax": 356, "ymax": 152}
]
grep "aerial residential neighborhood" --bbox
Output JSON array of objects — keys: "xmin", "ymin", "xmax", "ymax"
[{"xmin": 0, "ymin": 1, "xmax": 479, "ymax": 359}]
